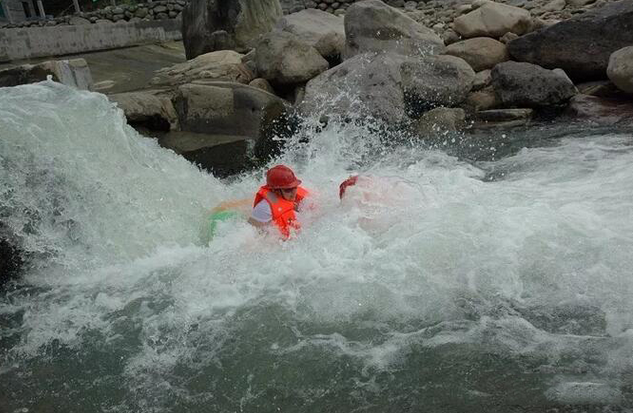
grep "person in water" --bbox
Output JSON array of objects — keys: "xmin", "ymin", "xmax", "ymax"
[{"xmin": 248, "ymin": 165, "xmax": 310, "ymax": 238}]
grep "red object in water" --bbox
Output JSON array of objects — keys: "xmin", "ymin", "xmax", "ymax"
[{"xmin": 339, "ymin": 175, "xmax": 359, "ymax": 199}]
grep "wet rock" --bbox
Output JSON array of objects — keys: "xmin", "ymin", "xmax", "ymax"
[
  {"xmin": 344, "ymin": 0, "xmax": 444, "ymax": 59},
  {"xmin": 464, "ymin": 86, "xmax": 499, "ymax": 111},
  {"xmin": 491, "ymin": 61, "xmax": 577, "ymax": 107},
  {"xmin": 161, "ymin": 133, "xmax": 255, "ymax": 178},
  {"xmin": 150, "ymin": 50, "xmax": 254, "ymax": 87},
  {"xmin": 607, "ymin": 46, "xmax": 633, "ymax": 94},
  {"xmin": 276, "ymin": 8, "xmax": 345, "ymax": 63},
  {"xmin": 507, "ymin": 0, "xmax": 633, "ymax": 82},
  {"xmin": 254, "ymin": 31, "xmax": 329, "ymax": 86},
  {"xmin": 472, "ymin": 69, "xmax": 492, "ymax": 91},
  {"xmin": 249, "ymin": 78, "xmax": 276, "ymax": 94},
  {"xmin": 173, "ymin": 81, "xmax": 288, "ymax": 137},
  {"xmin": 445, "ymin": 37, "xmax": 509, "ymax": 72},
  {"xmin": 453, "ymin": 1, "xmax": 532, "ymax": 38},
  {"xmin": 414, "ymin": 107, "xmax": 466, "ymax": 135},
  {"xmin": 500, "ymin": 32, "xmax": 519, "ymax": 44},
  {"xmin": 401, "ymin": 54, "xmax": 475, "ymax": 116},
  {"xmin": 109, "ymin": 91, "xmax": 179, "ymax": 131},
  {"xmin": 476, "ymin": 108, "xmax": 534, "ymax": 121},
  {"xmin": 0, "ymin": 59, "xmax": 93, "ymax": 90},
  {"xmin": 566, "ymin": 0, "xmax": 595, "ymax": 6},
  {"xmin": 576, "ymin": 80, "xmax": 628, "ymax": 98},
  {"xmin": 301, "ymin": 52, "xmax": 406, "ymax": 122},
  {"xmin": 563, "ymin": 94, "xmax": 633, "ymax": 125},
  {"xmin": 182, "ymin": 0, "xmax": 283, "ymax": 59}
]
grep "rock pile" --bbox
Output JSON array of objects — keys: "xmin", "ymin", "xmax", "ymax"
[
  {"xmin": 5, "ymin": 0, "xmax": 633, "ymax": 176},
  {"xmin": 0, "ymin": 0, "xmax": 185, "ymax": 28}
]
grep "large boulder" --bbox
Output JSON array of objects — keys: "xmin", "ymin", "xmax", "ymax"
[
  {"xmin": 173, "ymin": 80, "xmax": 287, "ymax": 136},
  {"xmin": 445, "ymin": 37, "xmax": 509, "ymax": 72},
  {"xmin": 301, "ymin": 52, "xmax": 406, "ymax": 122},
  {"xmin": 507, "ymin": 0, "xmax": 633, "ymax": 82},
  {"xmin": 344, "ymin": 0, "xmax": 444, "ymax": 59},
  {"xmin": 491, "ymin": 61, "xmax": 577, "ymax": 108},
  {"xmin": 400, "ymin": 55, "xmax": 475, "ymax": 116},
  {"xmin": 150, "ymin": 51, "xmax": 254, "ymax": 87},
  {"xmin": 414, "ymin": 107, "xmax": 466, "ymax": 136},
  {"xmin": 453, "ymin": 1, "xmax": 532, "ymax": 39},
  {"xmin": 168, "ymin": 81, "xmax": 290, "ymax": 177},
  {"xmin": 182, "ymin": 0, "xmax": 283, "ymax": 59},
  {"xmin": 109, "ymin": 91, "xmax": 179, "ymax": 131},
  {"xmin": 0, "ymin": 59, "xmax": 93, "ymax": 90},
  {"xmin": 564, "ymin": 94, "xmax": 633, "ymax": 125},
  {"xmin": 254, "ymin": 31, "xmax": 329, "ymax": 87},
  {"xmin": 276, "ymin": 8, "xmax": 345, "ymax": 62},
  {"xmin": 607, "ymin": 47, "xmax": 633, "ymax": 94}
]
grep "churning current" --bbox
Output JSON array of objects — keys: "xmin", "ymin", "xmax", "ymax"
[{"xmin": 1, "ymin": 82, "xmax": 633, "ymax": 412}]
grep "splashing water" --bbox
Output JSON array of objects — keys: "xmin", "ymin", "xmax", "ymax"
[{"xmin": 1, "ymin": 82, "xmax": 633, "ymax": 412}]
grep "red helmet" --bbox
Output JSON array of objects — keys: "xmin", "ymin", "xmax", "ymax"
[
  {"xmin": 339, "ymin": 175, "xmax": 359, "ymax": 199},
  {"xmin": 266, "ymin": 165, "xmax": 302, "ymax": 189}
]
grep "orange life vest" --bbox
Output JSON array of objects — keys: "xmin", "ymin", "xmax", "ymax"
[{"xmin": 253, "ymin": 186, "xmax": 309, "ymax": 238}]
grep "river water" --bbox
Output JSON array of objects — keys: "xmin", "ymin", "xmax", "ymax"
[{"xmin": 1, "ymin": 82, "xmax": 632, "ymax": 412}]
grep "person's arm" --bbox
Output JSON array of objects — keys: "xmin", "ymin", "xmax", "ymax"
[{"xmin": 249, "ymin": 200, "xmax": 272, "ymax": 228}]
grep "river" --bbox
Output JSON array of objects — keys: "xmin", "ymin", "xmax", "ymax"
[{"xmin": 1, "ymin": 82, "xmax": 632, "ymax": 412}]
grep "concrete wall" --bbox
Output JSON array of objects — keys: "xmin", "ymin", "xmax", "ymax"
[{"xmin": 0, "ymin": 18, "xmax": 182, "ymax": 62}]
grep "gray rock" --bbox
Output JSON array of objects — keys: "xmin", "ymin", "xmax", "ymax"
[
  {"xmin": 415, "ymin": 107, "xmax": 466, "ymax": 135},
  {"xmin": 400, "ymin": 54, "xmax": 475, "ymax": 115},
  {"xmin": 491, "ymin": 61, "xmax": 577, "ymax": 107},
  {"xmin": 150, "ymin": 50, "xmax": 254, "ymax": 87},
  {"xmin": 109, "ymin": 91, "xmax": 179, "ymax": 131},
  {"xmin": 472, "ymin": 69, "xmax": 492, "ymax": 91},
  {"xmin": 508, "ymin": 0, "xmax": 633, "ymax": 82},
  {"xmin": 173, "ymin": 80, "xmax": 288, "ymax": 136},
  {"xmin": 344, "ymin": 0, "xmax": 444, "ymax": 59},
  {"xmin": 563, "ymin": 94, "xmax": 633, "ymax": 125},
  {"xmin": 182, "ymin": 0, "xmax": 283, "ymax": 59},
  {"xmin": 255, "ymin": 31, "xmax": 329, "ymax": 86},
  {"xmin": 453, "ymin": 1, "xmax": 532, "ymax": 38},
  {"xmin": 0, "ymin": 59, "xmax": 93, "ymax": 90},
  {"xmin": 607, "ymin": 46, "xmax": 633, "ymax": 93},
  {"xmin": 276, "ymin": 8, "xmax": 345, "ymax": 61},
  {"xmin": 476, "ymin": 108, "xmax": 534, "ymax": 121},
  {"xmin": 445, "ymin": 37, "xmax": 509, "ymax": 72},
  {"xmin": 249, "ymin": 78, "xmax": 276, "ymax": 94},
  {"xmin": 301, "ymin": 52, "xmax": 406, "ymax": 122}
]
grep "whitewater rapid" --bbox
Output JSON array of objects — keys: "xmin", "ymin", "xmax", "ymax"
[{"xmin": 1, "ymin": 82, "xmax": 633, "ymax": 412}]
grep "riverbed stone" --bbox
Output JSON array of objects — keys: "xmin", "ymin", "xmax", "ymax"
[
  {"xmin": 563, "ymin": 94, "xmax": 633, "ymax": 125},
  {"xmin": 344, "ymin": 0, "xmax": 444, "ymax": 59},
  {"xmin": 173, "ymin": 80, "xmax": 288, "ymax": 137},
  {"xmin": 507, "ymin": 0, "xmax": 633, "ymax": 82},
  {"xmin": 249, "ymin": 78, "xmax": 276, "ymax": 94},
  {"xmin": 491, "ymin": 61, "xmax": 577, "ymax": 107},
  {"xmin": 414, "ymin": 107, "xmax": 466, "ymax": 135},
  {"xmin": 255, "ymin": 31, "xmax": 329, "ymax": 86},
  {"xmin": 276, "ymin": 8, "xmax": 345, "ymax": 62},
  {"xmin": 109, "ymin": 90, "xmax": 179, "ymax": 131},
  {"xmin": 445, "ymin": 37, "xmax": 509, "ymax": 72},
  {"xmin": 400, "ymin": 54, "xmax": 475, "ymax": 115},
  {"xmin": 150, "ymin": 50, "xmax": 254, "ymax": 87},
  {"xmin": 301, "ymin": 52, "xmax": 406, "ymax": 122},
  {"xmin": 182, "ymin": 0, "xmax": 283, "ymax": 59},
  {"xmin": 607, "ymin": 46, "xmax": 633, "ymax": 94},
  {"xmin": 464, "ymin": 86, "xmax": 499, "ymax": 111},
  {"xmin": 453, "ymin": 1, "xmax": 532, "ymax": 38},
  {"xmin": 0, "ymin": 59, "xmax": 93, "ymax": 90}
]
